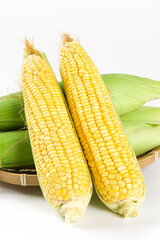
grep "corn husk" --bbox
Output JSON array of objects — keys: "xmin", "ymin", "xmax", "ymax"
[
  {"xmin": 0, "ymin": 92, "xmax": 25, "ymax": 131},
  {"xmin": 0, "ymin": 130, "xmax": 33, "ymax": 168},
  {"xmin": 102, "ymin": 73, "xmax": 160, "ymax": 115},
  {"xmin": 123, "ymin": 121, "xmax": 160, "ymax": 156},
  {"xmin": 121, "ymin": 106, "xmax": 160, "ymax": 124}
]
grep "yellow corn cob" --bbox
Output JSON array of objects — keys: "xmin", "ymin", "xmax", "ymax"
[
  {"xmin": 60, "ymin": 34, "xmax": 145, "ymax": 217},
  {"xmin": 21, "ymin": 39, "xmax": 92, "ymax": 222}
]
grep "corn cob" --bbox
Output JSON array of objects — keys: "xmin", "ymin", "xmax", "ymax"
[
  {"xmin": 0, "ymin": 130, "xmax": 33, "ymax": 169},
  {"xmin": 21, "ymin": 39, "xmax": 92, "ymax": 222},
  {"xmin": 121, "ymin": 106, "xmax": 160, "ymax": 125},
  {"xmin": 0, "ymin": 92, "xmax": 25, "ymax": 131},
  {"xmin": 60, "ymin": 34, "xmax": 145, "ymax": 217}
]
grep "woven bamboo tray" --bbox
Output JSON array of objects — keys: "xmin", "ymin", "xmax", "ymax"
[{"xmin": 0, "ymin": 146, "xmax": 160, "ymax": 186}]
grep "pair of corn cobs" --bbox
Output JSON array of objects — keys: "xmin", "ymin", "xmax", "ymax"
[{"xmin": 21, "ymin": 34, "xmax": 145, "ymax": 222}]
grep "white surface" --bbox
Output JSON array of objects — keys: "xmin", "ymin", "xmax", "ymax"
[{"xmin": 0, "ymin": 0, "xmax": 160, "ymax": 239}]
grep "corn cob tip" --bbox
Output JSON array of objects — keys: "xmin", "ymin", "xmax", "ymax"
[
  {"xmin": 24, "ymin": 38, "xmax": 40, "ymax": 58},
  {"xmin": 62, "ymin": 33, "xmax": 74, "ymax": 46},
  {"xmin": 24, "ymin": 38, "xmax": 34, "ymax": 57},
  {"xmin": 59, "ymin": 200, "xmax": 86, "ymax": 223}
]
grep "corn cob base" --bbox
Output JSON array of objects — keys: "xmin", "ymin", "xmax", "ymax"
[
  {"xmin": 97, "ymin": 190, "xmax": 144, "ymax": 217},
  {"xmin": 59, "ymin": 187, "xmax": 92, "ymax": 222}
]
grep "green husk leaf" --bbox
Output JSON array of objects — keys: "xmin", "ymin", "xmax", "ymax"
[
  {"xmin": 102, "ymin": 73, "xmax": 160, "ymax": 115},
  {"xmin": 0, "ymin": 92, "xmax": 25, "ymax": 131},
  {"xmin": 121, "ymin": 106, "xmax": 160, "ymax": 124},
  {"xmin": 0, "ymin": 130, "xmax": 34, "ymax": 168},
  {"xmin": 123, "ymin": 121, "xmax": 160, "ymax": 156}
]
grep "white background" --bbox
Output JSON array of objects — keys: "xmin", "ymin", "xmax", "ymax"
[{"xmin": 0, "ymin": 0, "xmax": 160, "ymax": 239}]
